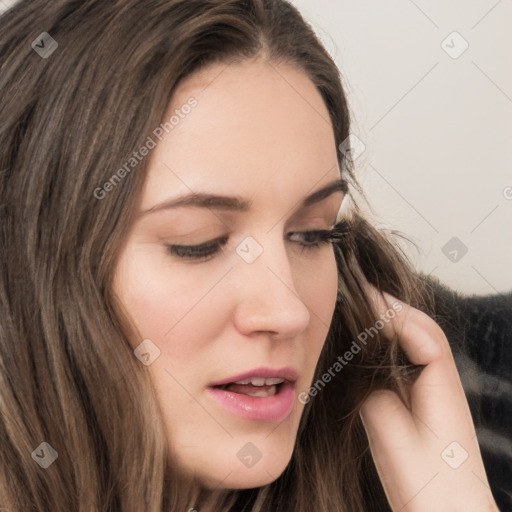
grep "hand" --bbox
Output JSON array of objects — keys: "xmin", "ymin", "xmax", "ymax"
[{"xmin": 359, "ymin": 290, "xmax": 499, "ymax": 512}]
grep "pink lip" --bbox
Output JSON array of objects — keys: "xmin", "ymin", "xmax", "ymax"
[
  {"xmin": 208, "ymin": 381, "xmax": 295, "ymax": 422},
  {"xmin": 208, "ymin": 366, "xmax": 298, "ymax": 387},
  {"xmin": 207, "ymin": 366, "xmax": 298, "ymax": 422}
]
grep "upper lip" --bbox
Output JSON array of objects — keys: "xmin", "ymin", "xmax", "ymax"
[{"xmin": 209, "ymin": 366, "xmax": 299, "ymax": 387}]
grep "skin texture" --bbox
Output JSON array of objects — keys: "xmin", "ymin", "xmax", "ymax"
[
  {"xmin": 112, "ymin": 57, "xmax": 499, "ymax": 510},
  {"xmin": 113, "ymin": 57, "xmax": 343, "ymax": 490}
]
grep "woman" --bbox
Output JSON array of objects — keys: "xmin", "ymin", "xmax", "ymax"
[{"xmin": 0, "ymin": 0, "xmax": 503, "ymax": 510}]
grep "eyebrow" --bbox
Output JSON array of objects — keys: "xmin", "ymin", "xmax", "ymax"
[{"xmin": 139, "ymin": 178, "xmax": 347, "ymax": 217}]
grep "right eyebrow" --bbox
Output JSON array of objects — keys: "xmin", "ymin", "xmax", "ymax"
[
  {"xmin": 138, "ymin": 193, "xmax": 251, "ymax": 217},
  {"xmin": 138, "ymin": 178, "xmax": 347, "ymax": 217}
]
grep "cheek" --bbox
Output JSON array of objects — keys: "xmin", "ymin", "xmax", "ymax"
[
  {"xmin": 291, "ymin": 249, "xmax": 339, "ymax": 382},
  {"xmin": 113, "ymin": 244, "xmax": 232, "ymax": 358},
  {"xmin": 297, "ymin": 249, "xmax": 338, "ymax": 337},
  {"xmin": 115, "ymin": 244, "xmax": 339, "ymax": 361},
  {"xmin": 316, "ymin": 250, "xmax": 338, "ymax": 315}
]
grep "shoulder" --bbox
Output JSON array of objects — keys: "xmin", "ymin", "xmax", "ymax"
[{"xmin": 425, "ymin": 275, "xmax": 512, "ymax": 373}]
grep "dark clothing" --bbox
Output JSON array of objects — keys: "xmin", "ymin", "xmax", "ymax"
[{"xmin": 430, "ymin": 280, "xmax": 512, "ymax": 511}]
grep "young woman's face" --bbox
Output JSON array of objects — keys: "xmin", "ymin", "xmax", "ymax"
[{"xmin": 113, "ymin": 58, "xmax": 344, "ymax": 489}]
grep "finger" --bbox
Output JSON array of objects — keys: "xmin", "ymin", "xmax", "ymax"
[
  {"xmin": 374, "ymin": 294, "xmax": 475, "ymax": 439},
  {"xmin": 366, "ymin": 288, "xmax": 446, "ymax": 365},
  {"xmin": 359, "ymin": 389, "xmax": 428, "ymax": 511},
  {"xmin": 360, "ymin": 388, "xmax": 416, "ymax": 452},
  {"xmin": 361, "ymin": 288, "xmax": 496, "ymax": 509},
  {"xmin": 360, "ymin": 287, "xmax": 471, "ymax": 430}
]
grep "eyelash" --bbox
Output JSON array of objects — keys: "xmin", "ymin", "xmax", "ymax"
[{"xmin": 166, "ymin": 227, "xmax": 343, "ymax": 262}]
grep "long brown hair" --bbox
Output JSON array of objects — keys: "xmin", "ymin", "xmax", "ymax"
[{"xmin": 0, "ymin": 1, "xmax": 433, "ymax": 510}]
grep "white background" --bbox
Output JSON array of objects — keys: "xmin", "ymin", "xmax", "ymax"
[
  {"xmin": 291, "ymin": 0, "xmax": 512, "ymax": 295},
  {"xmin": 2, "ymin": 0, "xmax": 511, "ymax": 294}
]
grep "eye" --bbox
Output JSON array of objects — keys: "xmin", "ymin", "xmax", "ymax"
[
  {"xmin": 165, "ymin": 223, "xmax": 348, "ymax": 262},
  {"xmin": 288, "ymin": 229, "xmax": 335, "ymax": 248},
  {"xmin": 166, "ymin": 235, "xmax": 229, "ymax": 261},
  {"xmin": 289, "ymin": 221, "xmax": 350, "ymax": 252}
]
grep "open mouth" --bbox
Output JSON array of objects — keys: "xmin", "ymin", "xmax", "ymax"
[
  {"xmin": 212, "ymin": 377, "xmax": 286, "ymax": 397},
  {"xmin": 208, "ymin": 376, "xmax": 296, "ymax": 422}
]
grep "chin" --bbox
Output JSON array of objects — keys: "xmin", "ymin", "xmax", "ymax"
[
  {"xmin": 202, "ymin": 459, "xmax": 290, "ymax": 490},
  {"xmin": 193, "ymin": 435, "xmax": 296, "ymax": 491}
]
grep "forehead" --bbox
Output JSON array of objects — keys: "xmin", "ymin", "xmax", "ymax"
[{"xmin": 141, "ymin": 58, "xmax": 340, "ymax": 209}]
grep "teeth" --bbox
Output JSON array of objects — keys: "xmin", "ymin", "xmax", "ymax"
[
  {"xmin": 264, "ymin": 377, "xmax": 285, "ymax": 385},
  {"xmin": 244, "ymin": 385, "xmax": 277, "ymax": 397},
  {"xmin": 233, "ymin": 378, "xmax": 251, "ymax": 385},
  {"xmin": 233, "ymin": 377, "xmax": 285, "ymax": 386}
]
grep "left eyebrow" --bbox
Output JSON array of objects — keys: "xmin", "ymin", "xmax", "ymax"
[
  {"xmin": 138, "ymin": 178, "xmax": 347, "ymax": 217},
  {"xmin": 301, "ymin": 178, "xmax": 347, "ymax": 208}
]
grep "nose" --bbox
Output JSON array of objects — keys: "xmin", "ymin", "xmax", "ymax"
[{"xmin": 232, "ymin": 239, "xmax": 311, "ymax": 340}]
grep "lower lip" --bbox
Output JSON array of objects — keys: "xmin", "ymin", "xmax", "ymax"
[{"xmin": 207, "ymin": 382, "xmax": 295, "ymax": 422}]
